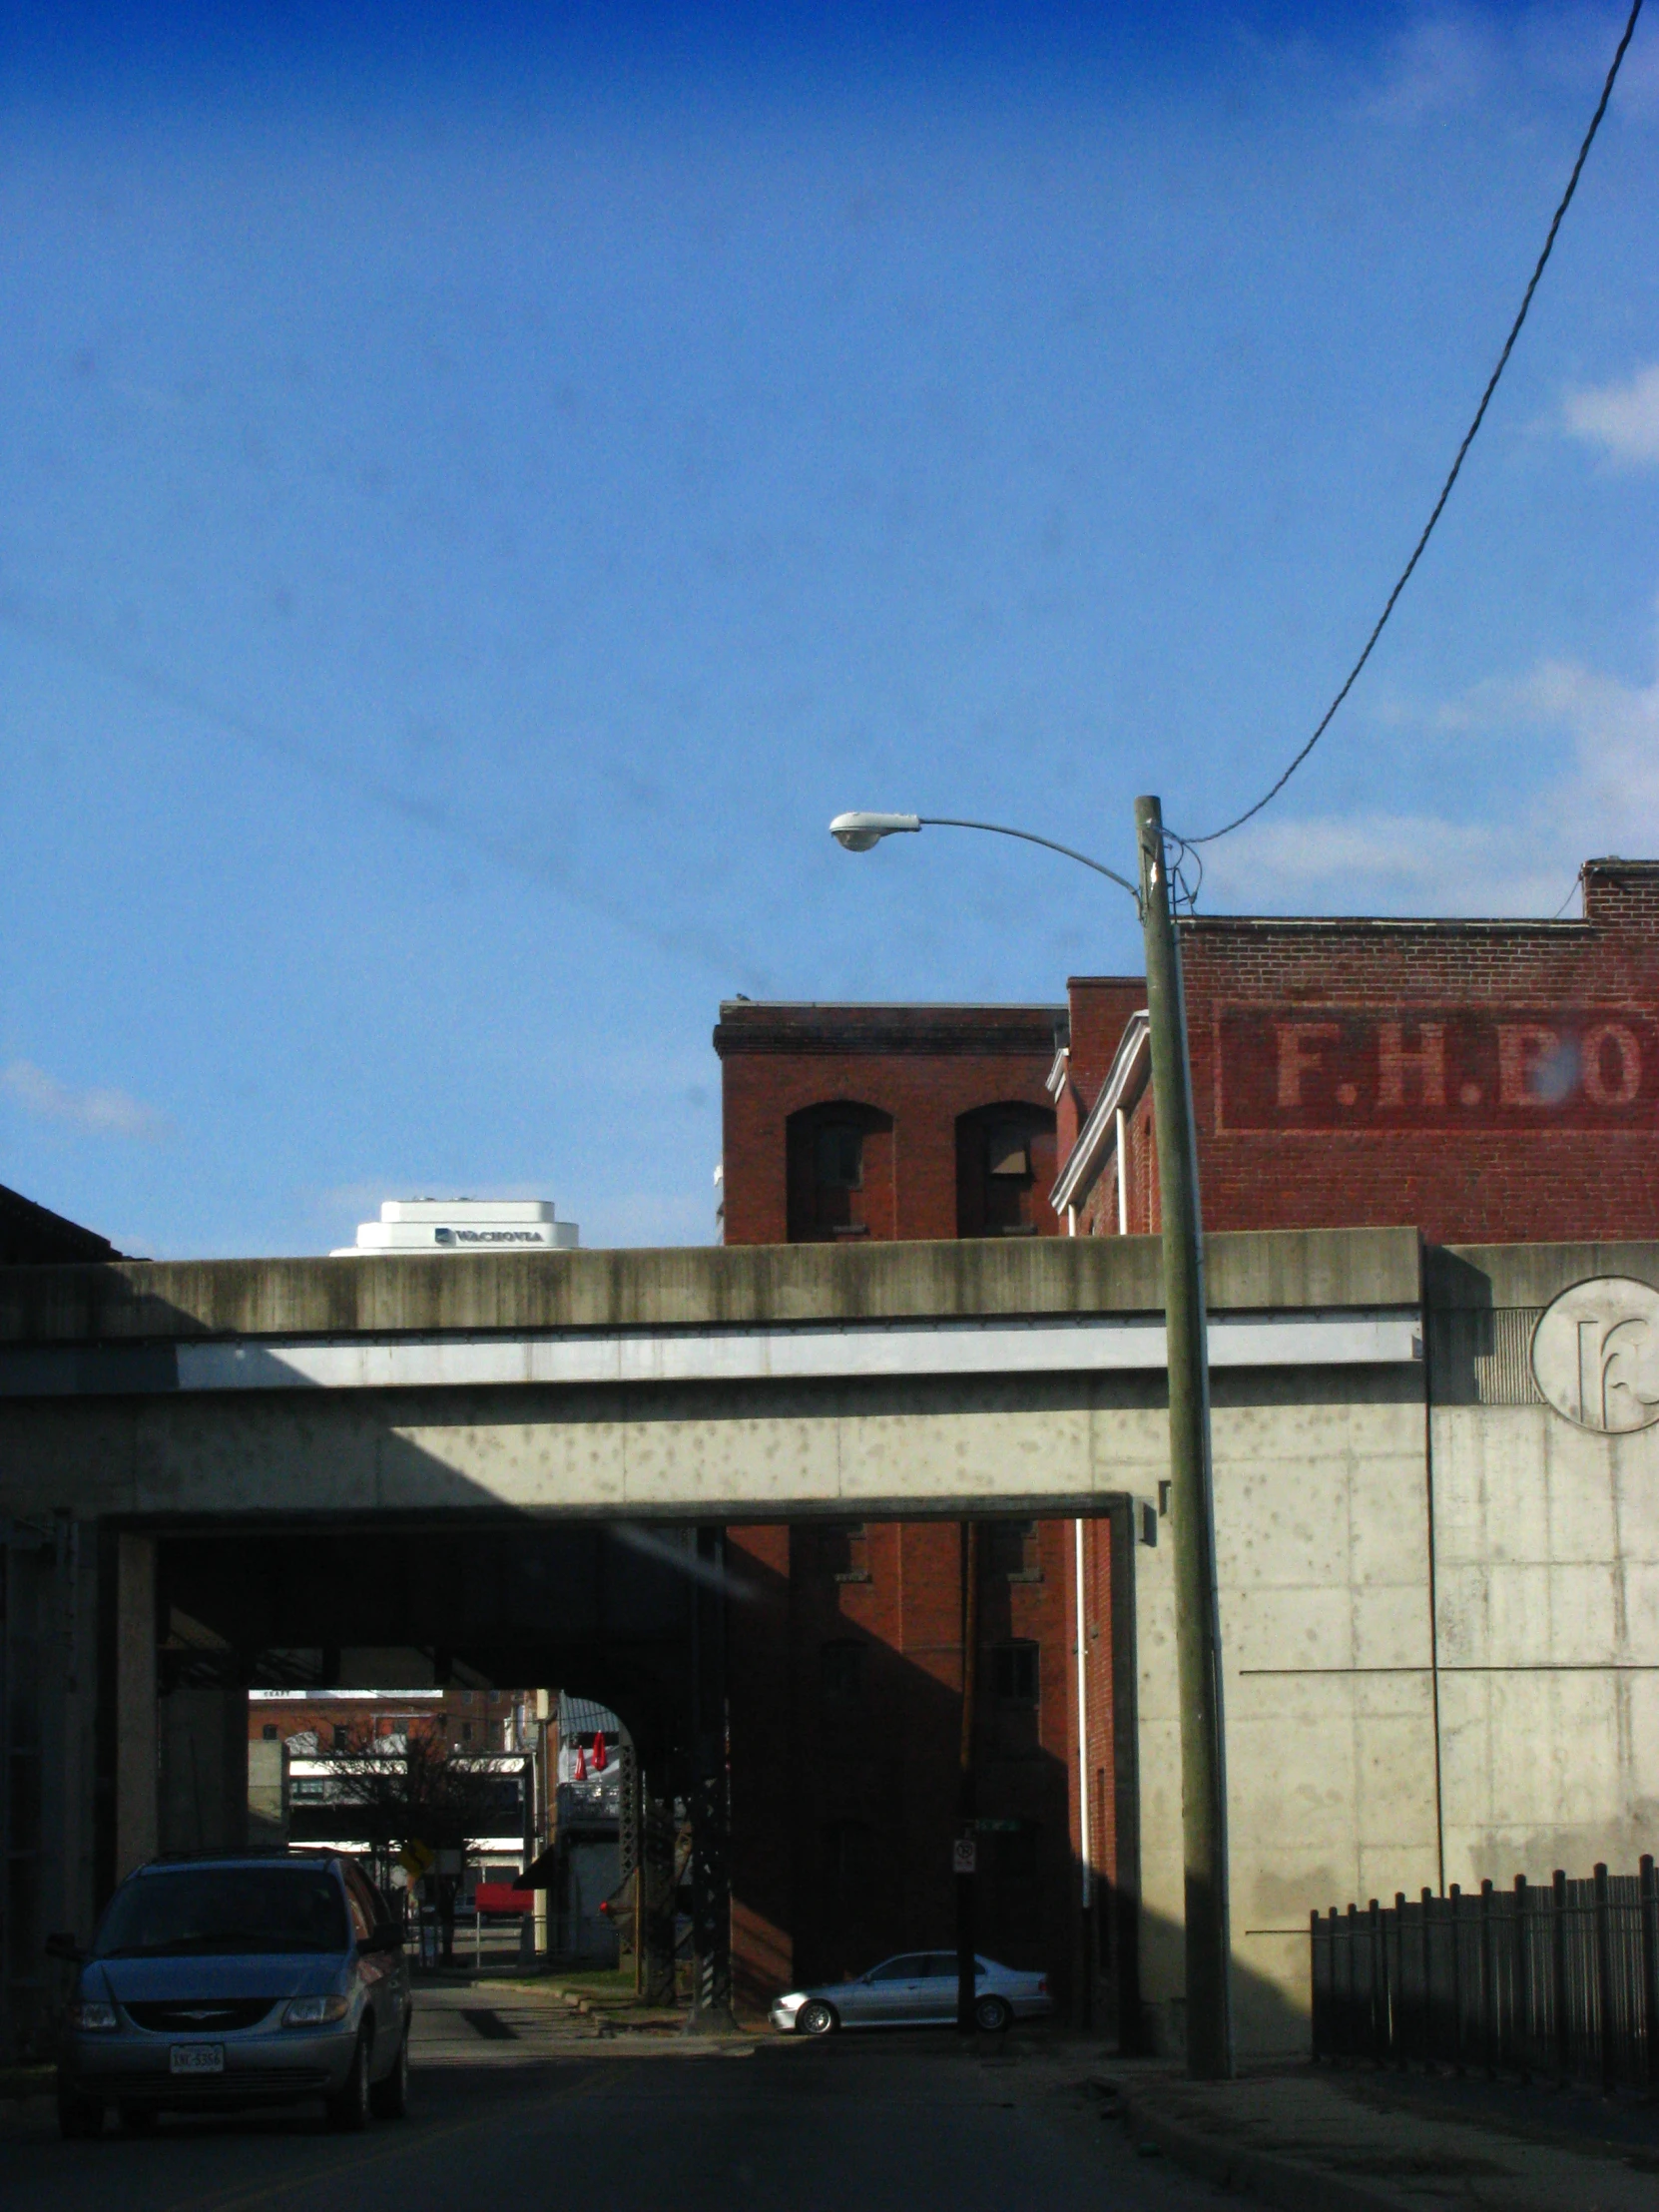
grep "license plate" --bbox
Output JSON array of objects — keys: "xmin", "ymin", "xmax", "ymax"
[{"xmin": 170, "ymin": 2042, "xmax": 225, "ymax": 2076}]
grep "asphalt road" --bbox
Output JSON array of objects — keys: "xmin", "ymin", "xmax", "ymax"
[{"xmin": 2, "ymin": 1989, "xmax": 1227, "ymax": 2212}]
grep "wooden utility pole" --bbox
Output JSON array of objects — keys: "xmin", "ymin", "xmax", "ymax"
[
  {"xmin": 1135, "ymin": 795, "xmax": 1235, "ymax": 2080},
  {"xmin": 955, "ymin": 1518, "xmax": 979, "ymax": 2031}
]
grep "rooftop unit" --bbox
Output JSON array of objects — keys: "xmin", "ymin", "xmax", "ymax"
[{"xmin": 331, "ymin": 1198, "xmax": 579, "ymax": 1258}]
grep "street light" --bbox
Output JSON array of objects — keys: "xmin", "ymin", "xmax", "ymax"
[{"xmin": 829, "ymin": 800, "xmax": 1234, "ymax": 2080}]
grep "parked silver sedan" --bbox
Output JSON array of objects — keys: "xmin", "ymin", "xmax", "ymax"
[{"xmin": 770, "ymin": 1951, "xmax": 1050, "ymax": 2036}]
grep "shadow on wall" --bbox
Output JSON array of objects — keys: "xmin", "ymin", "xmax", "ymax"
[
  {"xmin": 726, "ymin": 1523, "xmax": 1316, "ymax": 2057},
  {"xmin": 727, "ymin": 1525, "xmax": 1089, "ymax": 2012}
]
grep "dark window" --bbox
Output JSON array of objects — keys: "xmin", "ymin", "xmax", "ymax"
[
  {"xmin": 331, "ymin": 1723, "xmax": 350, "ymax": 1752},
  {"xmin": 787, "ymin": 1104, "xmax": 891, "ymax": 1243},
  {"xmin": 262, "ymin": 1724, "xmax": 278, "ymax": 1743},
  {"xmin": 817, "ymin": 1519, "xmax": 869, "ymax": 1582},
  {"xmin": 991, "ymin": 1642, "xmax": 1039, "ymax": 1706},
  {"xmin": 814, "ymin": 1126, "xmax": 863, "ymax": 1189},
  {"xmin": 985, "ymin": 1126, "xmax": 1030, "ymax": 1178},
  {"xmin": 955, "ymin": 1104, "xmax": 1055, "ymax": 1239},
  {"xmin": 460, "ymin": 1720, "xmax": 473, "ymax": 1742},
  {"xmin": 821, "ymin": 1640, "xmax": 864, "ymax": 1704},
  {"xmin": 985, "ymin": 1519, "xmax": 1042, "ymax": 1582}
]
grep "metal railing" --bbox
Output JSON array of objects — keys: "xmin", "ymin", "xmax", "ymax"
[{"xmin": 1312, "ymin": 1861, "xmax": 1659, "ymax": 2094}]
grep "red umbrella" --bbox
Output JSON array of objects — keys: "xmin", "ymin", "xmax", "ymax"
[
  {"xmin": 574, "ymin": 1743, "xmax": 587, "ymax": 1781},
  {"xmin": 592, "ymin": 1731, "xmax": 608, "ymax": 1773}
]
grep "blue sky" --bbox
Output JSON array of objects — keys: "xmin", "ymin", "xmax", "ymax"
[{"xmin": 3, "ymin": 3, "xmax": 1657, "ymax": 1257}]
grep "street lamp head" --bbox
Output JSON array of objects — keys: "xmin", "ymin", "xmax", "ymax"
[{"xmin": 829, "ymin": 812, "xmax": 921, "ymax": 852}]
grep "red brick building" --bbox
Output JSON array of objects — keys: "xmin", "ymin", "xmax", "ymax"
[
  {"xmin": 1056, "ymin": 858, "xmax": 1659, "ymax": 1241},
  {"xmin": 716, "ymin": 1002, "xmax": 1127, "ymax": 2027},
  {"xmin": 715, "ymin": 857, "xmax": 1659, "ymax": 2034}
]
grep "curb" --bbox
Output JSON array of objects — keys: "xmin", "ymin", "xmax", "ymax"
[{"xmin": 1114, "ymin": 2082, "xmax": 1405, "ymax": 2212}]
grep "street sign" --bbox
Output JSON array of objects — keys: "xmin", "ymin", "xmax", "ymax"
[
  {"xmin": 952, "ymin": 1838, "xmax": 977, "ymax": 1876},
  {"xmin": 399, "ymin": 1838, "xmax": 435, "ymax": 1882},
  {"xmin": 971, "ymin": 1819, "xmax": 1022, "ymax": 1834}
]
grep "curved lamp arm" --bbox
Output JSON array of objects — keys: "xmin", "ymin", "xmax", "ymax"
[{"xmin": 829, "ymin": 811, "xmax": 1138, "ymax": 900}]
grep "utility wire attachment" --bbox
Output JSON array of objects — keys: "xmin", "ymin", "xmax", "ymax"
[{"xmin": 1180, "ymin": 0, "xmax": 1645, "ymax": 848}]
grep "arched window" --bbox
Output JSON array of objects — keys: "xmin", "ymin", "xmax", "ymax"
[
  {"xmin": 954, "ymin": 1103, "xmax": 1057, "ymax": 1239},
  {"xmin": 786, "ymin": 1102, "xmax": 894, "ymax": 1242}
]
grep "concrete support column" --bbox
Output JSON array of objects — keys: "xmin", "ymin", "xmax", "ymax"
[
  {"xmin": 533, "ymin": 1688, "xmax": 551, "ymax": 1958},
  {"xmin": 684, "ymin": 1524, "xmax": 738, "ymax": 2034},
  {"xmin": 641, "ymin": 1776, "xmax": 677, "ymax": 2006},
  {"xmin": 114, "ymin": 1535, "xmax": 158, "ymax": 1881},
  {"xmin": 159, "ymin": 1681, "xmax": 250, "ymax": 1854}
]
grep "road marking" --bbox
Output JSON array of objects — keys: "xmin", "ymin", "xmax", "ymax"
[{"xmin": 159, "ymin": 2067, "xmax": 607, "ymax": 2212}]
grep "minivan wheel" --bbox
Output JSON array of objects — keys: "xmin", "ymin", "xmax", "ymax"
[
  {"xmin": 368, "ymin": 2022, "xmax": 409, "ymax": 2120},
  {"xmin": 57, "ymin": 2093, "xmax": 103, "ymax": 2141},
  {"xmin": 973, "ymin": 1995, "xmax": 1012, "ymax": 2033},
  {"xmin": 798, "ymin": 2000, "xmax": 837, "ymax": 2036},
  {"xmin": 326, "ymin": 2028, "xmax": 372, "ymax": 2132},
  {"xmin": 118, "ymin": 2104, "xmax": 159, "ymax": 2135}
]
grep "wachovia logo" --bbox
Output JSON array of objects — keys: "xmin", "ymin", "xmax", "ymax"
[{"xmin": 432, "ymin": 1227, "xmax": 543, "ymax": 1246}]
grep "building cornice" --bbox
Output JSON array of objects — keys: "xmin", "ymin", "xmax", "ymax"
[
  {"xmin": 1050, "ymin": 1012, "xmax": 1149, "ymax": 1216},
  {"xmin": 714, "ymin": 1002, "xmax": 1065, "ymax": 1059}
]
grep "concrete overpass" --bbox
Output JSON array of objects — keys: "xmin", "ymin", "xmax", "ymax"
[
  {"xmin": 0, "ymin": 1227, "xmax": 1418, "ymax": 2057},
  {"xmin": 0, "ymin": 1229, "xmax": 1412, "ymax": 1521},
  {"xmin": 6, "ymin": 1226, "xmax": 1650, "ymax": 2063}
]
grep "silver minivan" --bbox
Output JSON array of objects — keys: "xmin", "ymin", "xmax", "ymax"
[{"xmin": 53, "ymin": 1850, "xmax": 411, "ymax": 2138}]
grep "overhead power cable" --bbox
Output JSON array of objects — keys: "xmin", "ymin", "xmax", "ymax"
[{"xmin": 1180, "ymin": 0, "xmax": 1645, "ymax": 848}]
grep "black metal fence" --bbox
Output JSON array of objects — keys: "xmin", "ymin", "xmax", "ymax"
[{"xmin": 1312, "ymin": 1860, "xmax": 1659, "ymax": 2094}]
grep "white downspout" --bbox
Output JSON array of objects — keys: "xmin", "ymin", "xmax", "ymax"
[
  {"xmin": 1115, "ymin": 1108, "xmax": 1128, "ymax": 1236},
  {"xmin": 1074, "ymin": 1517, "xmax": 1090, "ymax": 1912}
]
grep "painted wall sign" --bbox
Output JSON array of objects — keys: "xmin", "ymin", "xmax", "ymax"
[
  {"xmin": 1214, "ymin": 1007, "xmax": 1658, "ymax": 1133},
  {"xmin": 1531, "ymin": 1277, "xmax": 1659, "ymax": 1434}
]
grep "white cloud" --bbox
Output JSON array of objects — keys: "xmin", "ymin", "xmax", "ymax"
[
  {"xmin": 1, "ymin": 1061, "xmax": 169, "ymax": 1141},
  {"xmin": 1563, "ymin": 364, "xmax": 1659, "ymax": 468},
  {"xmin": 1200, "ymin": 810, "xmax": 1563, "ymax": 917},
  {"xmin": 1199, "ymin": 615, "xmax": 1659, "ymax": 918},
  {"xmin": 1366, "ymin": 12, "xmax": 1496, "ymax": 124}
]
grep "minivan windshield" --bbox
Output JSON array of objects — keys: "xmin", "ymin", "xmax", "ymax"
[{"xmin": 96, "ymin": 1865, "xmax": 350, "ymax": 1958}]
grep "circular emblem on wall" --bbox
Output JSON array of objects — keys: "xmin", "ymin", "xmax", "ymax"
[{"xmin": 1531, "ymin": 1277, "xmax": 1659, "ymax": 1434}]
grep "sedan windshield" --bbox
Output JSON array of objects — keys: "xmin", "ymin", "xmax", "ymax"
[{"xmin": 97, "ymin": 1866, "xmax": 350, "ymax": 1958}]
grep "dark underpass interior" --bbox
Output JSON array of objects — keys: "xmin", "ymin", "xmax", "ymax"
[{"xmin": 117, "ymin": 1511, "xmax": 1123, "ymax": 2030}]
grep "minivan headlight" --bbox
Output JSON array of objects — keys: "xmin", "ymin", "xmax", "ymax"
[
  {"xmin": 281, "ymin": 1994, "xmax": 350, "ymax": 2028},
  {"xmin": 70, "ymin": 2000, "xmax": 119, "ymax": 2031}
]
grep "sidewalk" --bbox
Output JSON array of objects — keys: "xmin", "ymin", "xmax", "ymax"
[{"xmin": 1109, "ymin": 2060, "xmax": 1659, "ymax": 2212}]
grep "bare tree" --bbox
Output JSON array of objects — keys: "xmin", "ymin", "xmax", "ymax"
[{"xmin": 310, "ymin": 1724, "xmax": 516, "ymax": 1958}]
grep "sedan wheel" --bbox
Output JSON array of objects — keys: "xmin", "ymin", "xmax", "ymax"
[
  {"xmin": 973, "ymin": 1994, "xmax": 1012, "ymax": 2033},
  {"xmin": 798, "ymin": 1999, "xmax": 837, "ymax": 2036}
]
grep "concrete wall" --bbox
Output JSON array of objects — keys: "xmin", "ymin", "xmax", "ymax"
[
  {"xmin": 1132, "ymin": 1369, "xmax": 1437, "ymax": 2056},
  {"xmin": 1130, "ymin": 1236, "xmax": 1659, "ymax": 2059},
  {"xmin": 1430, "ymin": 1242, "xmax": 1659, "ymax": 1887},
  {"xmin": 0, "ymin": 1228, "xmax": 1418, "ymax": 1347}
]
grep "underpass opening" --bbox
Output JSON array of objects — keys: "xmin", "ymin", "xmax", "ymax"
[{"xmin": 96, "ymin": 1501, "xmax": 1135, "ymax": 2053}]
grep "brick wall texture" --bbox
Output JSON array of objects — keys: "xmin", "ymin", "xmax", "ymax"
[
  {"xmin": 715, "ymin": 1000, "xmax": 1118, "ymax": 2023},
  {"xmin": 1067, "ymin": 860, "xmax": 1659, "ymax": 1243}
]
